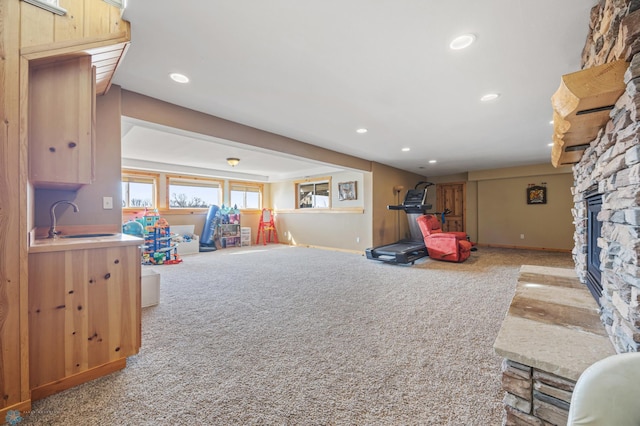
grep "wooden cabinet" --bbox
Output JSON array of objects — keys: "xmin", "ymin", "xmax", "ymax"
[
  {"xmin": 29, "ymin": 55, "xmax": 95, "ymax": 189},
  {"xmin": 1, "ymin": 0, "xmax": 131, "ymax": 418},
  {"xmin": 28, "ymin": 245, "xmax": 140, "ymax": 400}
]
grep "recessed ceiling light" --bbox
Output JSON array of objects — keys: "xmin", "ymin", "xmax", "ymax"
[
  {"xmin": 401, "ymin": 147, "xmax": 410, "ymax": 152},
  {"xmin": 169, "ymin": 73, "xmax": 189, "ymax": 83},
  {"xmin": 450, "ymin": 34, "xmax": 476, "ymax": 50},
  {"xmin": 480, "ymin": 93, "xmax": 500, "ymax": 102},
  {"xmin": 356, "ymin": 128, "xmax": 368, "ymax": 134},
  {"xmin": 429, "ymin": 160, "xmax": 437, "ymax": 164},
  {"xmin": 547, "ymin": 143, "xmax": 554, "ymax": 147},
  {"xmin": 549, "ymin": 120, "xmax": 554, "ymax": 125}
]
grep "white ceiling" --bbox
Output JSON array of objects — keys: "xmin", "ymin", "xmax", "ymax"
[
  {"xmin": 121, "ymin": 118, "xmax": 343, "ymax": 182},
  {"xmin": 115, "ymin": 0, "xmax": 596, "ymax": 180}
]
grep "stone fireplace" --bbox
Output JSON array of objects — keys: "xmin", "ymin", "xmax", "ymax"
[
  {"xmin": 493, "ymin": 2, "xmax": 640, "ymax": 424},
  {"xmin": 571, "ymin": 0, "xmax": 640, "ymax": 354}
]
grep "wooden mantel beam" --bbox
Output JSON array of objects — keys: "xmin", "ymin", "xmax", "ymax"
[{"xmin": 550, "ymin": 60, "xmax": 628, "ymax": 167}]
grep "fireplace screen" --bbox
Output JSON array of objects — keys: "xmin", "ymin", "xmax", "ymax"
[{"xmin": 586, "ymin": 192, "xmax": 603, "ymax": 304}]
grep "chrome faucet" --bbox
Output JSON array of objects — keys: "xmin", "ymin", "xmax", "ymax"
[{"xmin": 48, "ymin": 200, "xmax": 80, "ymax": 238}]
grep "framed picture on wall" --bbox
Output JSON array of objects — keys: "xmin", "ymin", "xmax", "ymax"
[
  {"xmin": 527, "ymin": 185, "xmax": 547, "ymax": 204},
  {"xmin": 338, "ymin": 181, "xmax": 357, "ymax": 201}
]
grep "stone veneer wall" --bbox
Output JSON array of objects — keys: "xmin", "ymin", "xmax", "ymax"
[
  {"xmin": 501, "ymin": 360, "xmax": 575, "ymax": 426},
  {"xmin": 572, "ymin": 0, "xmax": 640, "ymax": 353}
]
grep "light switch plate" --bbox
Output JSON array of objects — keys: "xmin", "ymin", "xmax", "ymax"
[{"xmin": 103, "ymin": 196, "xmax": 113, "ymax": 210}]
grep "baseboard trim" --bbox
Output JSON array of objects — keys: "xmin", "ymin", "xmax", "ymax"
[
  {"xmin": 0, "ymin": 400, "xmax": 32, "ymax": 420},
  {"xmin": 31, "ymin": 358, "xmax": 127, "ymax": 401},
  {"xmin": 263, "ymin": 242, "xmax": 570, "ymax": 255},
  {"xmin": 477, "ymin": 243, "xmax": 571, "ymax": 253}
]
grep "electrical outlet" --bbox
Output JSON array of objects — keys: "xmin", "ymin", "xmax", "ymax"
[
  {"xmin": 520, "ymin": 234, "xmax": 525, "ymax": 239},
  {"xmin": 356, "ymin": 237, "xmax": 360, "ymax": 243},
  {"xmin": 103, "ymin": 196, "xmax": 113, "ymax": 210}
]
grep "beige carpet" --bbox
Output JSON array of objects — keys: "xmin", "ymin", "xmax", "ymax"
[{"xmin": 22, "ymin": 246, "xmax": 574, "ymax": 425}]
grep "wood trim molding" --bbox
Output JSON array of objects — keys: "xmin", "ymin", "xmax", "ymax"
[
  {"xmin": 30, "ymin": 358, "xmax": 126, "ymax": 401},
  {"xmin": 21, "ymin": 32, "xmax": 131, "ymax": 59},
  {"xmin": 0, "ymin": 401, "xmax": 32, "ymax": 423},
  {"xmin": 477, "ymin": 243, "xmax": 571, "ymax": 253},
  {"xmin": 276, "ymin": 207, "xmax": 364, "ymax": 214}
]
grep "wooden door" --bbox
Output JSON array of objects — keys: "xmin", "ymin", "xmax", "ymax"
[{"xmin": 436, "ymin": 183, "xmax": 466, "ymax": 233}]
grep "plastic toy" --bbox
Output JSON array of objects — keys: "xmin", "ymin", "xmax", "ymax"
[{"xmin": 135, "ymin": 213, "xmax": 182, "ymax": 265}]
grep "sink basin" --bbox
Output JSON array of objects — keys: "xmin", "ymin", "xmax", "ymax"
[{"xmin": 61, "ymin": 233, "xmax": 116, "ymax": 239}]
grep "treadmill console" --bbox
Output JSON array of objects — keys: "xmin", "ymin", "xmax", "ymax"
[
  {"xmin": 387, "ymin": 188, "xmax": 431, "ymax": 212},
  {"xmin": 403, "ymin": 189, "xmax": 427, "ymax": 207}
]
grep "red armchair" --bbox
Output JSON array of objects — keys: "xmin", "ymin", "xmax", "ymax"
[{"xmin": 416, "ymin": 215, "xmax": 473, "ymax": 262}]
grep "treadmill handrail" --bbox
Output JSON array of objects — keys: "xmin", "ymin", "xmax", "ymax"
[{"xmin": 414, "ymin": 181, "xmax": 435, "ymax": 189}]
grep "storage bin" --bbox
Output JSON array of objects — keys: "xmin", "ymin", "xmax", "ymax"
[
  {"xmin": 172, "ymin": 225, "xmax": 200, "ymax": 255},
  {"xmin": 141, "ymin": 268, "xmax": 160, "ymax": 307},
  {"xmin": 177, "ymin": 235, "xmax": 200, "ymax": 255},
  {"xmin": 241, "ymin": 227, "xmax": 251, "ymax": 246}
]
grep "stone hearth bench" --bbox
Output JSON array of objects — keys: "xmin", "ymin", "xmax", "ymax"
[{"xmin": 494, "ymin": 265, "xmax": 616, "ymax": 425}]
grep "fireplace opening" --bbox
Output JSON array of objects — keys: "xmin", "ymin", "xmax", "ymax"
[{"xmin": 586, "ymin": 191, "xmax": 603, "ymax": 304}]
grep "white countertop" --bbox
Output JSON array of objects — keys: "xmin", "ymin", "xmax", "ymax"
[{"xmin": 29, "ymin": 232, "xmax": 143, "ymax": 253}]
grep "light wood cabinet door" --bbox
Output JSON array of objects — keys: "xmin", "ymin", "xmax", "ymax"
[
  {"xmin": 29, "ymin": 246, "xmax": 140, "ymax": 390},
  {"xmin": 29, "ymin": 56, "xmax": 95, "ymax": 190},
  {"xmin": 28, "ymin": 251, "xmax": 67, "ymax": 388},
  {"xmin": 86, "ymin": 247, "xmax": 141, "ymax": 367}
]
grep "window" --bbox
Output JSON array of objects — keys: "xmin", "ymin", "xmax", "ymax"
[
  {"xmin": 122, "ymin": 173, "xmax": 157, "ymax": 208},
  {"xmin": 168, "ymin": 176, "xmax": 221, "ymax": 208},
  {"xmin": 122, "ymin": 171, "xmax": 262, "ymax": 211},
  {"xmin": 296, "ymin": 178, "xmax": 331, "ymax": 209},
  {"xmin": 230, "ymin": 182, "xmax": 262, "ymax": 210}
]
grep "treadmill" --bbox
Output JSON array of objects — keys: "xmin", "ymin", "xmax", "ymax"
[{"xmin": 365, "ymin": 182, "xmax": 433, "ymax": 265}]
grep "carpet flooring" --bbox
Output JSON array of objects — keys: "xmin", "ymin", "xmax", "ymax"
[{"xmin": 22, "ymin": 246, "xmax": 574, "ymax": 425}]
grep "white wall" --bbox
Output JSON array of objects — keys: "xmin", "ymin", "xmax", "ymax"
[{"xmin": 270, "ymin": 170, "xmax": 371, "ymax": 251}]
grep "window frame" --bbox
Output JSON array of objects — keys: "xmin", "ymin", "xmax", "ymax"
[
  {"xmin": 121, "ymin": 170, "xmax": 159, "ymax": 211},
  {"xmin": 294, "ymin": 176, "xmax": 332, "ymax": 209},
  {"xmin": 167, "ymin": 174, "xmax": 223, "ymax": 210},
  {"xmin": 229, "ymin": 181, "xmax": 263, "ymax": 211}
]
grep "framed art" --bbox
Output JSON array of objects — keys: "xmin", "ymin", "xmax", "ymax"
[
  {"xmin": 527, "ymin": 185, "xmax": 547, "ymax": 205},
  {"xmin": 338, "ymin": 181, "xmax": 357, "ymax": 201}
]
